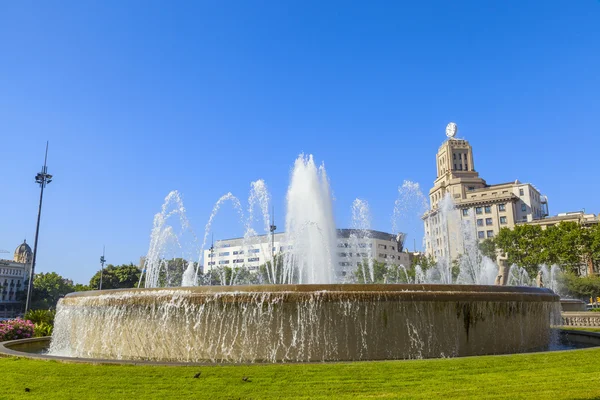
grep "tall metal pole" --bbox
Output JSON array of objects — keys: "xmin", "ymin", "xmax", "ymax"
[
  {"xmin": 99, "ymin": 246, "xmax": 106, "ymax": 290},
  {"xmin": 25, "ymin": 142, "xmax": 53, "ymax": 313}
]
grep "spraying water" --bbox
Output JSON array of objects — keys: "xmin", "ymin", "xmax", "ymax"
[{"xmin": 282, "ymin": 154, "xmax": 337, "ymax": 284}]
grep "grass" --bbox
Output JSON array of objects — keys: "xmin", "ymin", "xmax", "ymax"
[{"xmin": 2, "ymin": 346, "xmax": 600, "ymax": 400}]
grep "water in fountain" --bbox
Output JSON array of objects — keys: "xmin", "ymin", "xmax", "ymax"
[
  {"xmin": 422, "ymin": 193, "xmax": 503, "ymax": 285},
  {"xmin": 507, "ymin": 264, "xmax": 531, "ymax": 286},
  {"xmin": 282, "ymin": 154, "xmax": 337, "ymax": 284},
  {"xmin": 143, "ymin": 191, "xmax": 198, "ymax": 288},
  {"xmin": 539, "ymin": 264, "xmax": 561, "ymax": 293},
  {"xmin": 392, "ymin": 180, "xmax": 429, "ymax": 240},
  {"xmin": 349, "ymin": 198, "xmax": 374, "ymax": 282}
]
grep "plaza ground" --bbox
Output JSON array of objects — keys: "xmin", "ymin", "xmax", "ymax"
[{"xmin": 2, "ymin": 340, "xmax": 600, "ymax": 399}]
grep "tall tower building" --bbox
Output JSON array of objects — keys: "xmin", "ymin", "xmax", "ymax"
[{"xmin": 424, "ymin": 123, "xmax": 548, "ymax": 261}]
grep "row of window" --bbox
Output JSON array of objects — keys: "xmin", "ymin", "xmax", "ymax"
[
  {"xmin": 0, "ymin": 269, "xmax": 23, "ymax": 276},
  {"xmin": 478, "ymin": 231, "xmax": 494, "ymax": 239},
  {"xmin": 475, "ymin": 216, "xmax": 508, "ymax": 226},
  {"xmin": 207, "ymin": 257, "xmax": 261, "ymax": 266},
  {"xmin": 337, "ymin": 243, "xmax": 373, "ymax": 249},
  {"xmin": 211, "ymin": 248, "xmax": 262, "ymax": 257},
  {"xmin": 462, "ymin": 203, "xmax": 506, "ymax": 216}
]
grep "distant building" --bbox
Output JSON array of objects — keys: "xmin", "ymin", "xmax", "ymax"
[
  {"xmin": 203, "ymin": 229, "xmax": 412, "ymax": 276},
  {"xmin": 423, "ymin": 124, "xmax": 549, "ymax": 260},
  {"xmin": 518, "ymin": 211, "xmax": 599, "ymax": 229},
  {"xmin": 0, "ymin": 240, "xmax": 31, "ymax": 319}
]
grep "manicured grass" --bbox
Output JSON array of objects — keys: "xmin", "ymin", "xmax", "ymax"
[{"xmin": 2, "ymin": 348, "xmax": 600, "ymax": 400}]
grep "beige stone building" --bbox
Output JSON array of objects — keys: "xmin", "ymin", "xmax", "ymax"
[
  {"xmin": 424, "ymin": 124, "xmax": 548, "ymax": 260},
  {"xmin": 0, "ymin": 241, "xmax": 31, "ymax": 319}
]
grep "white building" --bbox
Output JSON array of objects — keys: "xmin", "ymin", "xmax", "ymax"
[
  {"xmin": 203, "ymin": 229, "xmax": 412, "ymax": 275},
  {"xmin": 0, "ymin": 241, "xmax": 31, "ymax": 319}
]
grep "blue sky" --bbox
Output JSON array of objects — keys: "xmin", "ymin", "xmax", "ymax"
[{"xmin": 1, "ymin": 1, "xmax": 598, "ymax": 284}]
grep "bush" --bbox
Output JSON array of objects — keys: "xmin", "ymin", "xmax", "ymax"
[
  {"xmin": 0, "ymin": 319, "xmax": 35, "ymax": 342},
  {"xmin": 33, "ymin": 322, "xmax": 53, "ymax": 337},
  {"xmin": 559, "ymin": 273, "xmax": 600, "ymax": 299},
  {"xmin": 24, "ymin": 309, "xmax": 55, "ymax": 326},
  {"xmin": 23, "ymin": 309, "xmax": 56, "ymax": 337}
]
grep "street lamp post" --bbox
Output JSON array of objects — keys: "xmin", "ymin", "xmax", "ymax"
[
  {"xmin": 25, "ymin": 142, "xmax": 53, "ymax": 313},
  {"xmin": 99, "ymin": 246, "xmax": 106, "ymax": 290}
]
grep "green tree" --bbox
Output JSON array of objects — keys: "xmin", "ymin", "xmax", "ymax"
[
  {"xmin": 31, "ymin": 272, "xmax": 75, "ymax": 310},
  {"xmin": 89, "ymin": 263, "xmax": 142, "ymax": 290},
  {"xmin": 478, "ymin": 239, "xmax": 497, "ymax": 260},
  {"xmin": 354, "ymin": 260, "xmax": 388, "ymax": 283},
  {"xmin": 494, "ymin": 225, "xmax": 546, "ymax": 276}
]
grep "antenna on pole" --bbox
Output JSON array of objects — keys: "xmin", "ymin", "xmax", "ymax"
[{"xmin": 25, "ymin": 141, "xmax": 53, "ymax": 313}]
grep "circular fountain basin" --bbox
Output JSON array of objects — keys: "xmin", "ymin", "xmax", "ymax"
[{"xmin": 48, "ymin": 284, "xmax": 559, "ymax": 363}]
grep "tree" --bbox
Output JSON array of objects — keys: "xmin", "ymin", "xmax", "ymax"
[
  {"xmin": 494, "ymin": 225, "xmax": 546, "ymax": 276},
  {"xmin": 89, "ymin": 263, "xmax": 142, "ymax": 290},
  {"xmin": 31, "ymin": 272, "xmax": 76, "ymax": 310},
  {"xmin": 478, "ymin": 239, "xmax": 497, "ymax": 260},
  {"xmin": 354, "ymin": 260, "xmax": 388, "ymax": 283}
]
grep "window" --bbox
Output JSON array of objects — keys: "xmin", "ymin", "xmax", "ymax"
[
  {"xmin": 249, "ymin": 249, "xmax": 260, "ymax": 254},
  {"xmin": 498, "ymin": 204, "xmax": 506, "ymax": 212},
  {"xmin": 519, "ymin": 188, "xmax": 524, "ymax": 196},
  {"xmin": 453, "ymin": 153, "xmax": 456, "ymax": 160},
  {"xmin": 454, "ymin": 164, "xmax": 457, "ymax": 170},
  {"xmin": 338, "ymin": 252, "xmax": 348, "ymax": 257},
  {"xmin": 208, "ymin": 253, "xmax": 215, "ymax": 258},
  {"xmin": 247, "ymin": 257, "xmax": 259, "ymax": 262},
  {"xmin": 477, "ymin": 219, "xmax": 483, "ymax": 226},
  {"xmin": 391, "ymin": 246, "xmax": 395, "ymax": 251},
  {"xmin": 484, "ymin": 206, "xmax": 491, "ymax": 213},
  {"xmin": 465, "ymin": 163, "xmax": 468, "ymax": 170},
  {"xmin": 378, "ymin": 244, "xmax": 387, "ymax": 249},
  {"xmin": 468, "ymin": 186, "xmax": 475, "ymax": 191},
  {"xmin": 218, "ymin": 260, "xmax": 229, "ymax": 265},
  {"xmin": 487, "ymin": 230, "xmax": 494, "ymax": 238},
  {"xmin": 218, "ymin": 252, "xmax": 230, "ymax": 257},
  {"xmin": 521, "ymin": 203, "xmax": 527, "ymax": 212},
  {"xmin": 486, "ymin": 218, "xmax": 493, "ymax": 226},
  {"xmin": 500, "ymin": 216, "xmax": 507, "ymax": 224},
  {"xmin": 478, "ymin": 231, "xmax": 485, "ymax": 239},
  {"xmin": 233, "ymin": 259, "xmax": 244, "ymax": 263},
  {"xmin": 339, "ymin": 262, "xmax": 351, "ymax": 267},
  {"xmin": 222, "ymin": 244, "xmax": 231, "ymax": 248},
  {"xmin": 476, "ymin": 207, "xmax": 483, "ymax": 214},
  {"xmin": 233, "ymin": 251, "xmax": 240, "ymax": 255},
  {"xmin": 462, "ymin": 209, "xmax": 469, "ymax": 216},
  {"xmin": 458, "ymin": 164, "xmax": 462, "ymax": 170}
]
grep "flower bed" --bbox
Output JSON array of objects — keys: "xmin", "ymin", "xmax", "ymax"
[{"xmin": 0, "ymin": 319, "xmax": 35, "ymax": 341}]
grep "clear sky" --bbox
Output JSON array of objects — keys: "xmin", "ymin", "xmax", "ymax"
[{"xmin": 1, "ymin": 1, "xmax": 599, "ymax": 284}]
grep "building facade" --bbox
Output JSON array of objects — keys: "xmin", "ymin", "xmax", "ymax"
[
  {"xmin": 424, "ymin": 124, "xmax": 549, "ymax": 260},
  {"xmin": 203, "ymin": 229, "xmax": 412, "ymax": 275},
  {"xmin": 0, "ymin": 240, "xmax": 31, "ymax": 319}
]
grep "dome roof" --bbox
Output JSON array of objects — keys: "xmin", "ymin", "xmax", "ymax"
[{"xmin": 14, "ymin": 240, "xmax": 32, "ymax": 262}]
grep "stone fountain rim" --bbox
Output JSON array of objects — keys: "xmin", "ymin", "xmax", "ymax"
[
  {"xmin": 65, "ymin": 284, "xmax": 557, "ymax": 298},
  {"xmin": 1, "ymin": 330, "xmax": 598, "ymax": 366},
  {"xmin": 59, "ymin": 284, "xmax": 559, "ymax": 305}
]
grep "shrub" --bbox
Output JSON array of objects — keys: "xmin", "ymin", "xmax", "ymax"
[
  {"xmin": 33, "ymin": 322, "xmax": 53, "ymax": 337},
  {"xmin": 0, "ymin": 319, "xmax": 35, "ymax": 342},
  {"xmin": 24, "ymin": 309, "xmax": 55, "ymax": 326},
  {"xmin": 559, "ymin": 273, "xmax": 600, "ymax": 299}
]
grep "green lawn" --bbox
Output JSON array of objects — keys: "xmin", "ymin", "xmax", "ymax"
[{"xmin": 2, "ymin": 346, "xmax": 600, "ymax": 400}]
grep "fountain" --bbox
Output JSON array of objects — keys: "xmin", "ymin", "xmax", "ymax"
[{"xmin": 47, "ymin": 154, "xmax": 560, "ymax": 363}]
